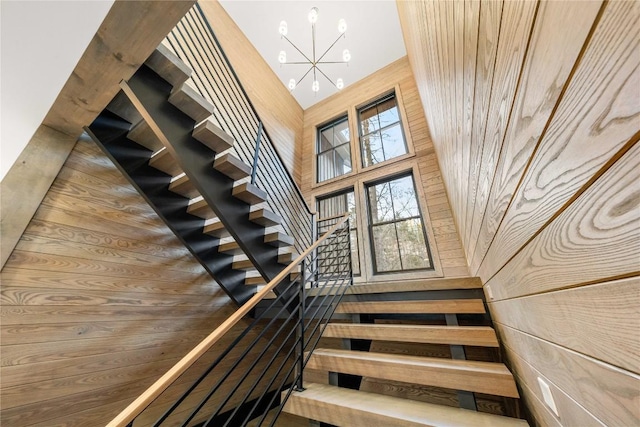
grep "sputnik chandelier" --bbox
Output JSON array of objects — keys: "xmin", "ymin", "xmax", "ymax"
[{"xmin": 278, "ymin": 7, "xmax": 350, "ymax": 93}]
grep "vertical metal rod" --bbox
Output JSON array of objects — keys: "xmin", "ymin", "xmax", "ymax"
[
  {"xmin": 295, "ymin": 259, "xmax": 307, "ymax": 391},
  {"xmin": 251, "ymin": 121, "xmax": 263, "ymax": 184}
]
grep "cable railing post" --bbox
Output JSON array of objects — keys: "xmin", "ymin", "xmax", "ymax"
[
  {"xmin": 295, "ymin": 258, "xmax": 306, "ymax": 392},
  {"xmin": 251, "ymin": 121, "xmax": 263, "ymax": 185}
]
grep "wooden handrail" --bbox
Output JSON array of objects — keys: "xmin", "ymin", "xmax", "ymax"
[{"xmin": 107, "ymin": 214, "xmax": 349, "ymax": 427}]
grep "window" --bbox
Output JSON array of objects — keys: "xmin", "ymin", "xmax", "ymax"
[
  {"xmin": 317, "ymin": 117, "xmax": 352, "ymax": 183},
  {"xmin": 358, "ymin": 93, "xmax": 407, "ymax": 167},
  {"xmin": 317, "ymin": 190, "xmax": 360, "ymax": 275},
  {"xmin": 366, "ymin": 174, "xmax": 432, "ymax": 273}
]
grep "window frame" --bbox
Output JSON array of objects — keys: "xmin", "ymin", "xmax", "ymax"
[
  {"xmin": 364, "ymin": 171, "xmax": 434, "ymax": 275},
  {"xmin": 315, "ymin": 115, "xmax": 353, "ymax": 184}
]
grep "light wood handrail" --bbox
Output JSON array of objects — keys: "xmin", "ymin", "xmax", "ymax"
[{"xmin": 107, "ymin": 214, "xmax": 349, "ymax": 427}]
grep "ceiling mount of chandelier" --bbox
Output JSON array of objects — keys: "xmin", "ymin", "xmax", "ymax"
[{"xmin": 278, "ymin": 7, "xmax": 350, "ymax": 93}]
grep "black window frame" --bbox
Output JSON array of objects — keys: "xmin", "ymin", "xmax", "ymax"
[
  {"xmin": 316, "ymin": 115, "xmax": 352, "ymax": 183},
  {"xmin": 357, "ymin": 92, "xmax": 408, "ymax": 168},
  {"xmin": 365, "ymin": 172, "xmax": 434, "ymax": 275}
]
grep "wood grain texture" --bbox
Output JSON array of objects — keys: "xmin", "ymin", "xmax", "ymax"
[
  {"xmin": 478, "ymin": 0, "xmax": 640, "ymax": 282},
  {"xmin": 486, "ymin": 141, "xmax": 640, "ymax": 300},
  {"xmin": 336, "ymin": 299, "xmax": 486, "ymax": 314}
]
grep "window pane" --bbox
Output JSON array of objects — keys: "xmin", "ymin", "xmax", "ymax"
[
  {"xmin": 317, "ymin": 190, "xmax": 360, "ymax": 276},
  {"xmin": 350, "ymin": 229, "xmax": 360, "ymax": 275},
  {"xmin": 335, "ymin": 144, "xmax": 352, "ymax": 175},
  {"xmin": 381, "ymin": 123, "xmax": 407, "ymax": 161},
  {"xmin": 334, "ymin": 120, "xmax": 350, "ymax": 145},
  {"xmin": 396, "ymin": 218, "xmax": 430, "ymax": 270},
  {"xmin": 372, "ymin": 223, "xmax": 401, "ymax": 272},
  {"xmin": 368, "ymin": 181, "xmax": 395, "ymax": 224},
  {"xmin": 319, "ymin": 127, "xmax": 333, "ymax": 152},
  {"xmin": 361, "ymin": 132, "xmax": 384, "ymax": 167},
  {"xmin": 359, "ymin": 104, "xmax": 380, "ymax": 134},
  {"xmin": 317, "ymin": 151, "xmax": 335, "ymax": 182},
  {"xmin": 389, "ymin": 175, "xmax": 420, "ymax": 219},
  {"xmin": 377, "ymin": 97, "xmax": 399, "ymax": 128}
]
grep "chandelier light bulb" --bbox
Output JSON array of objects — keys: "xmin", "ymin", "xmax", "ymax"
[
  {"xmin": 308, "ymin": 7, "xmax": 319, "ymax": 24},
  {"xmin": 278, "ymin": 50, "xmax": 287, "ymax": 64},
  {"xmin": 336, "ymin": 78, "xmax": 344, "ymax": 90},
  {"xmin": 288, "ymin": 79, "xmax": 296, "ymax": 90},
  {"xmin": 279, "ymin": 20, "xmax": 288, "ymax": 36},
  {"xmin": 338, "ymin": 19, "xmax": 347, "ymax": 33},
  {"xmin": 342, "ymin": 49, "xmax": 351, "ymax": 62},
  {"xmin": 312, "ymin": 80, "xmax": 320, "ymax": 92}
]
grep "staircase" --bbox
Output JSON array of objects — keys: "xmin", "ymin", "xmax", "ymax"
[
  {"xmin": 86, "ymin": 44, "xmax": 297, "ymax": 306},
  {"xmin": 281, "ymin": 277, "xmax": 528, "ymax": 426}
]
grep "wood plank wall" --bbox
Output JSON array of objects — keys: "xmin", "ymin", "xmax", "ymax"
[
  {"xmin": 299, "ymin": 57, "xmax": 469, "ymax": 279},
  {"xmin": 198, "ymin": 0, "xmax": 304, "ymax": 182},
  {"xmin": 0, "ymin": 138, "xmax": 259, "ymax": 426},
  {"xmin": 397, "ymin": 0, "xmax": 640, "ymax": 425}
]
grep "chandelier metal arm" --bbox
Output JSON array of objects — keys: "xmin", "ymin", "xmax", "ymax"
[
  {"xmin": 316, "ymin": 32, "xmax": 346, "ymax": 64},
  {"xmin": 281, "ymin": 35, "xmax": 313, "ymax": 64},
  {"xmin": 295, "ymin": 66, "xmax": 315, "ymax": 87},
  {"xmin": 315, "ymin": 66, "xmax": 340, "ymax": 89}
]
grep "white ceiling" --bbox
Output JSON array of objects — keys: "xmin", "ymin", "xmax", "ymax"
[{"xmin": 219, "ymin": 1, "xmax": 406, "ymax": 109}]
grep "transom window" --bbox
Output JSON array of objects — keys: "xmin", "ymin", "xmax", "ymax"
[
  {"xmin": 316, "ymin": 116, "xmax": 352, "ymax": 183},
  {"xmin": 366, "ymin": 174, "xmax": 432, "ymax": 273},
  {"xmin": 358, "ymin": 93, "xmax": 407, "ymax": 168},
  {"xmin": 317, "ymin": 190, "xmax": 360, "ymax": 276}
]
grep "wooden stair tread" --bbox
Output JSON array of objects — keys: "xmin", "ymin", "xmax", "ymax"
[
  {"xmin": 202, "ymin": 218, "xmax": 228, "ymax": 237},
  {"xmin": 168, "ymin": 173, "xmax": 199, "ymax": 199},
  {"xmin": 336, "ymin": 300, "xmax": 486, "ymax": 314},
  {"xmin": 186, "ymin": 197, "xmax": 216, "ymax": 219},
  {"xmin": 282, "ymin": 383, "xmax": 528, "ymax": 427},
  {"xmin": 148, "ymin": 147, "xmax": 182, "ymax": 176},
  {"xmin": 347, "ymin": 277, "xmax": 483, "ymax": 294},
  {"xmin": 168, "ymin": 83, "xmax": 215, "ymax": 123},
  {"xmin": 192, "ymin": 119, "xmax": 234, "ymax": 153},
  {"xmin": 233, "ymin": 182, "xmax": 267, "ymax": 205},
  {"xmin": 265, "ymin": 231, "xmax": 294, "ymax": 247},
  {"xmin": 145, "ymin": 44, "xmax": 191, "ymax": 88},
  {"xmin": 233, "ymin": 258, "xmax": 254, "ymax": 270},
  {"xmin": 249, "ymin": 208, "xmax": 281, "ymax": 227},
  {"xmin": 306, "ymin": 349, "xmax": 518, "ymax": 398},
  {"xmin": 322, "ymin": 323, "xmax": 498, "ymax": 347},
  {"xmin": 245, "ymin": 275, "xmax": 266, "ymax": 286},
  {"xmin": 213, "ymin": 153, "xmax": 251, "ymax": 180},
  {"xmin": 128, "ymin": 119, "xmax": 163, "ymax": 152},
  {"xmin": 218, "ymin": 240, "xmax": 243, "ymax": 255}
]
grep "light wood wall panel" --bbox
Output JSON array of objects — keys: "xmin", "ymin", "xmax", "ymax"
[
  {"xmin": 299, "ymin": 57, "xmax": 468, "ymax": 279},
  {"xmin": 398, "ymin": 0, "xmax": 640, "ymax": 425},
  {"xmin": 0, "ymin": 139, "xmax": 252, "ymax": 426},
  {"xmin": 198, "ymin": 0, "xmax": 304, "ymax": 182}
]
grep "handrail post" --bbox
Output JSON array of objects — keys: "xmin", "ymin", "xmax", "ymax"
[
  {"xmin": 251, "ymin": 121, "xmax": 263, "ymax": 184},
  {"xmin": 295, "ymin": 259, "xmax": 306, "ymax": 392}
]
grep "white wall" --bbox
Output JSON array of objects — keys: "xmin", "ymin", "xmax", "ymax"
[{"xmin": 0, "ymin": 0, "xmax": 114, "ymax": 181}]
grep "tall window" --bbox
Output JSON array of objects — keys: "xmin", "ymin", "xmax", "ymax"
[
  {"xmin": 358, "ymin": 93, "xmax": 407, "ymax": 168},
  {"xmin": 366, "ymin": 174, "xmax": 432, "ymax": 273},
  {"xmin": 317, "ymin": 117, "xmax": 351, "ymax": 183},
  {"xmin": 317, "ymin": 190, "xmax": 360, "ymax": 275}
]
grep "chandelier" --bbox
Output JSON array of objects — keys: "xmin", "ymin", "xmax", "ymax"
[{"xmin": 278, "ymin": 7, "xmax": 350, "ymax": 93}]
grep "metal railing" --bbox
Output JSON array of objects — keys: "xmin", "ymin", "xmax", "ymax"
[
  {"xmin": 108, "ymin": 215, "xmax": 352, "ymax": 426},
  {"xmin": 164, "ymin": 4, "xmax": 314, "ymax": 253}
]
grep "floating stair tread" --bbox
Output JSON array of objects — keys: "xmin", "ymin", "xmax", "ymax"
[
  {"xmin": 148, "ymin": 147, "xmax": 182, "ymax": 176},
  {"xmin": 306, "ymin": 349, "xmax": 519, "ymax": 398},
  {"xmin": 249, "ymin": 208, "xmax": 281, "ymax": 227},
  {"xmin": 282, "ymin": 383, "xmax": 528, "ymax": 427},
  {"xmin": 278, "ymin": 251, "xmax": 296, "ymax": 265},
  {"xmin": 233, "ymin": 182, "xmax": 267, "ymax": 205},
  {"xmin": 322, "ymin": 324, "xmax": 499, "ymax": 347},
  {"xmin": 192, "ymin": 119, "xmax": 234, "ymax": 153},
  {"xmin": 265, "ymin": 231, "xmax": 294, "ymax": 247},
  {"xmin": 186, "ymin": 198, "xmax": 216, "ymax": 219},
  {"xmin": 336, "ymin": 300, "xmax": 486, "ymax": 314},
  {"xmin": 128, "ymin": 120, "xmax": 164, "ymax": 152},
  {"xmin": 168, "ymin": 174, "xmax": 199, "ymax": 199},
  {"xmin": 218, "ymin": 240, "xmax": 243, "ymax": 255},
  {"xmin": 168, "ymin": 83, "xmax": 215, "ymax": 123},
  {"xmin": 214, "ymin": 153, "xmax": 251, "ymax": 180},
  {"xmin": 202, "ymin": 218, "xmax": 228, "ymax": 237},
  {"xmin": 233, "ymin": 258, "xmax": 254, "ymax": 270},
  {"xmin": 245, "ymin": 275, "xmax": 266, "ymax": 286},
  {"xmin": 145, "ymin": 44, "xmax": 192, "ymax": 88},
  {"xmin": 347, "ymin": 277, "xmax": 483, "ymax": 295}
]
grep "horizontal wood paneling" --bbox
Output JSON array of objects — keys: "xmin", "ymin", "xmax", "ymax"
[
  {"xmin": 0, "ymin": 139, "xmax": 255, "ymax": 425},
  {"xmin": 398, "ymin": 0, "xmax": 640, "ymax": 425}
]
